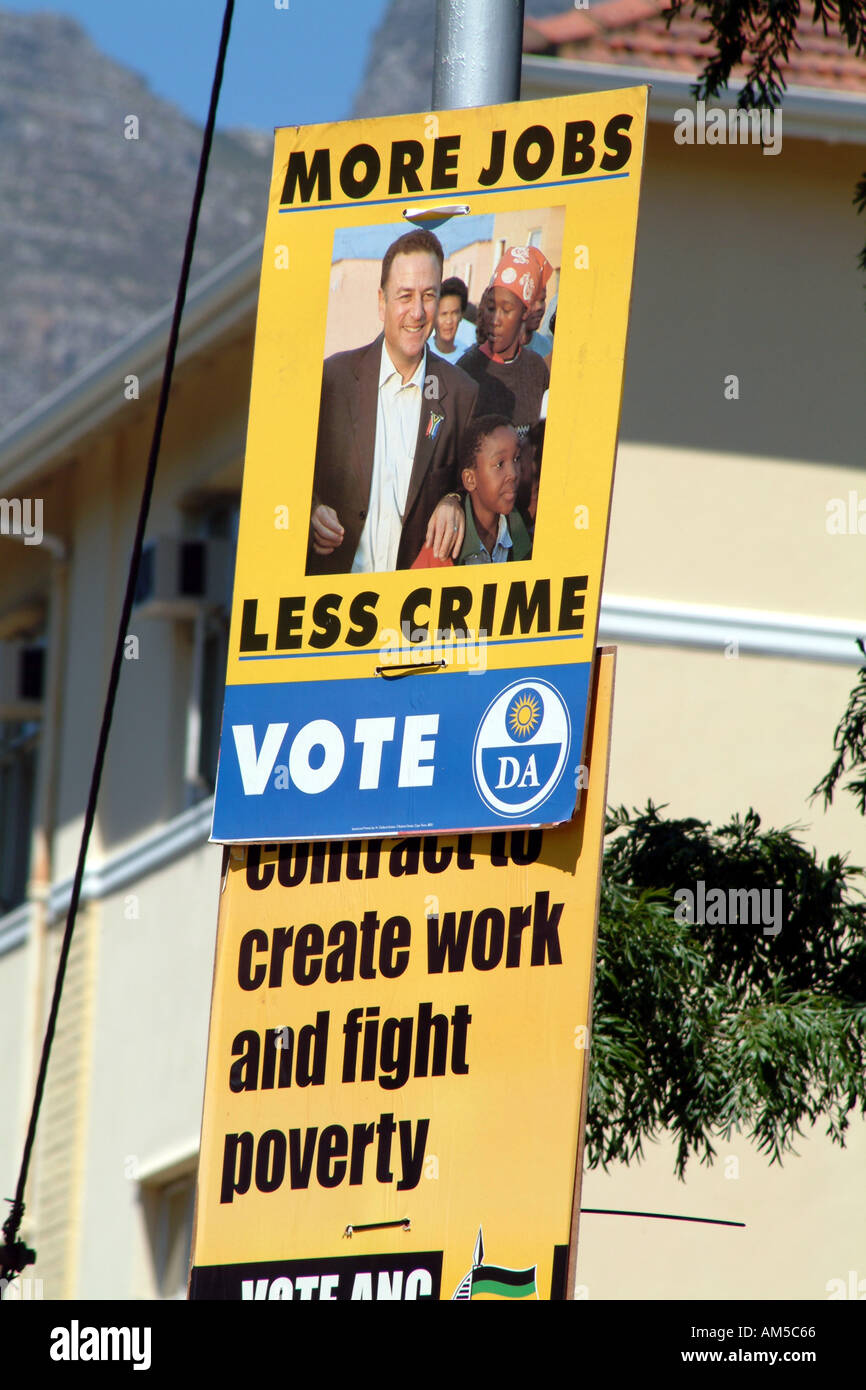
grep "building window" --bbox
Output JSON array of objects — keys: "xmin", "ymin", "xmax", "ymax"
[
  {"xmin": 141, "ymin": 1167, "xmax": 196, "ymax": 1300},
  {"xmin": 196, "ymin": 613, "xmax": 230, "ymax": 792},
  {"xmin": 0, "ymin": 718, "xmax": 39, "ymax": 915},
  {"xmin": 0, "ymin": 616, "xmax": 44, "ymax": 918},
  {"xmin": 178, "ymin": 494, "xmax": 239, "ymax": 803}
]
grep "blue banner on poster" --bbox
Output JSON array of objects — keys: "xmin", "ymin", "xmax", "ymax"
[{"xmin": 211, "ymin": 662, "xmax": 590, "ymax": 842}]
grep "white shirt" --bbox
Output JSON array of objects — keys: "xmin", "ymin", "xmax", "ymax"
[
  {"xmin": 431, "ymin": 341, "xmax": 464, "ymax": 366},
  {"xmin": 432, "ymin": 317, "xmax": 475, "ymax": 365},
  {"xmin": 455, "ymin": 318, "xmax": 476, "ymax": 351},
  {"xmin": 352, "ymin": 343, "xmax": 425, "ymax": 573}
]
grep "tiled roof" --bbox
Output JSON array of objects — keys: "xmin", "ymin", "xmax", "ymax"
[{"xmin": 524, "ymin": 1, "xmax": 866, "ymax": 95}]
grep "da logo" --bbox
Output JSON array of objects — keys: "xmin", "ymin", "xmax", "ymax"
[
  {"xmin": 472, "ymin": 678, "xmax": 571, "ymax": 817},
  {"xmin": 452, "ymin": 1228, "xmax": 538, "ymax": 1301}
]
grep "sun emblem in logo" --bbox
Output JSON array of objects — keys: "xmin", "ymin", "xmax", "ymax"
[
  {"xmin": 507, "ymin": 690, "xmax": 540, "ymax": 739},
  {"xmin": 473, "ymin": 677, "xmax": 572, "ymax": 818}
]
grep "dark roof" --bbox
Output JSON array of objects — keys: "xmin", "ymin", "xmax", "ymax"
[{"xmin": 524, "ymin": 0, "xmax": 866, "ymax": 95}]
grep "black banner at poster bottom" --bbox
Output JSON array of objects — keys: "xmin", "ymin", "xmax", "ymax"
[
  {"xmin": 190, "ymin": 1249, "xmax": 443, "ymax": 1301},
  {"xmin": 189, "ymin": 1245, "xmax": 571, "ymax": 1301}
]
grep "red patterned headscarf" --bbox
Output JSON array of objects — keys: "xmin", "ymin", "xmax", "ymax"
[{"xmin": 489, "ymin": 245, "xmax": 553, "ymax": 305}]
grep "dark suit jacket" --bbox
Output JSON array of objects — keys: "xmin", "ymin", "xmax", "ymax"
[{"xmin": 307, "ymin": 334, "xmax": 478, "ymax": 574}]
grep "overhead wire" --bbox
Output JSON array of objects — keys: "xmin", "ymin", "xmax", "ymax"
[
  {"xmin": 581, "ymin": 1209, "xmax": 746, "ymax": 1228},
  {"xmin": 0, "ymin": 0, "xmax": 237, "ymax": 1286}
]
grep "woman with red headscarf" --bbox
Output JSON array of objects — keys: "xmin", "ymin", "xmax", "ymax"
[{"xmin": 457, "ymin": 245, "xmax": 552, "ymax": 442}]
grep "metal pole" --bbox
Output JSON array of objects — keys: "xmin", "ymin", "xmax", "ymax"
[{"xmin": 433, "ymin": 0, "xmax": 525, "ymax": 109}]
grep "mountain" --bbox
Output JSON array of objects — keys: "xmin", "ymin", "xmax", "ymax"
[
  {"xmin": 354, "ymin": 0, "xmax": 578, "ymax": 117},
  {"xmin": 0, "ymin": 3, "xmax": 577, "ymax": 430},
  {"xmin": 0, "ymin": 9, "xmax": 271, "ymax": 429}
]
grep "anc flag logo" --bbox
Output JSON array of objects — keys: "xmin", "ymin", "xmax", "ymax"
[{"xmin": 451, "ymin": 1228, "xmax": 538, "ymax": 1301}]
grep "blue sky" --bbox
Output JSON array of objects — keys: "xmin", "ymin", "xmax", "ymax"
[
  {"xmin": 333, "ymin": 216, "xmax": 494, "ymax": 263},
  {"xmin": 3, "ymin": 0, "xmax": 390, "ymax": 130}
]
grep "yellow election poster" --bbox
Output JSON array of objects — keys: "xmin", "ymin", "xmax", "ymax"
[
  {"xmin": 190, "ymin": 650, "xmax": 615, "ymax": 1301},
  {"xmin": 210, "ymin": 91, "xmax": 645, "ymax": 842}
]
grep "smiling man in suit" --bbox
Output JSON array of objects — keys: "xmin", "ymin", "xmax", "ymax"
[{"xmin": 307, "ymin": 229, "xmax": 478, "ymax": 574}]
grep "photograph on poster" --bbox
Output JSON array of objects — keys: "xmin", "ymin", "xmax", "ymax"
[{"xmin": 306, "ymin": 209, "xmax": 564, "ymax": 577}]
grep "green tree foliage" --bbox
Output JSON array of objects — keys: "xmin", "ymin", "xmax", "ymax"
[
  {"xmin": 812, "ymin": 640, "xmax": 866, "ymax": 815},
  {"xmin": 663, "ymin": 1, "xmax": 866, "ymax": 269},
  {"xmin": 587, "ymin": 803, "xmax": 866, "ymax": 1177}
]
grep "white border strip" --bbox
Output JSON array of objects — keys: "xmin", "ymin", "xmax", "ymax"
[
  {"xmin": 0, "ymin": 901, "xmax": 33, "ymax": 957},
  {"xmin": 599, "ymin": 595, "xmax": 864, "ymax": 665},
  {"xmin": 47, "ymin": 796, "xmax": 218, "ymax": 922}
]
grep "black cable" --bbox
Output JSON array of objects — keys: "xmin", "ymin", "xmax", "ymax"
[
  {"xmin": 376, "ymin": 661, "xmax": 446, "ymax": 678},
  {"xmin": 581, "ymin": 1208, "xmax": 745, "ymax": 1228},
  {"xmin": 344, "ymin": 1219, "xmax": 411, "ymax": 1237},
  {"xmin": 0, "ymin": 0, "xmax": 236, "ymax": 1285}
]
